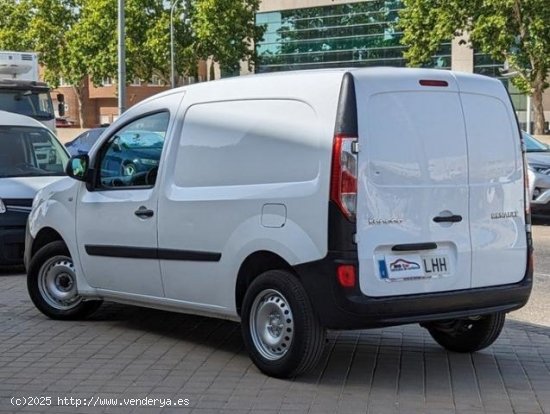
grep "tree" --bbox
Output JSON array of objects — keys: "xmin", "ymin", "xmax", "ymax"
[
  {"xmin": 399, "ymin": 0, "xmax": 550, "ymax": 134},
  {"xmin": 0, "ymin": 0, "xmax": 33, "ymax": 51},
  {"xmin": 191, "ymin": 0, "xmax": 264, "ymax": 76}
]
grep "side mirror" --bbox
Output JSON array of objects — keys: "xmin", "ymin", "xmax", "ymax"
[{"xmin": 66, "ymin": 154, "xmax": 89, "ymax": 182}]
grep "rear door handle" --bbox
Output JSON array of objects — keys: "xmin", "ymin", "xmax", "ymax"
[
  {"xmin": 134, "ymin": 206, "xmax": 154, "ymax": 219},
  {"xmin": 433, "ymin": 215, "xmax": 462, "ymax": 223},
  {"xmin": 392, "ymin": 242, "xmax": 438, "ymax": 252}
]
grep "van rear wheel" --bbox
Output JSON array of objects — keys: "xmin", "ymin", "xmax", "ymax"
[
  {"xmin": 27, "ymin": 241, "xmax": 102, "ymax": 320},
  {"xmin": 425, "ymin": 312, "xmax": 505, "ymax": 353},
  {"xmin": 241, "ymin": 270, "xmax": 325, "ymax": 378}
]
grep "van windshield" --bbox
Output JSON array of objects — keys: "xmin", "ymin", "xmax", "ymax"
[
  {"xmin": 0, "ymin": 89, "xmax": 55, "ymax": 120},
  {"xmin": 0, "ymin": 126, "xmax": 69, "ymax": 178}
]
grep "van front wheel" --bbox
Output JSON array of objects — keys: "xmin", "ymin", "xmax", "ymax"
[
  {"xmin": 425, "ymin": 312, "xmax": 505, "ymax": 353},
  {"xmin": 27, "ymin": 241, "xmax": 102, "ymax": 320},
  {"xmin": 241, "ymin": 270, "xmax": 326, "ymax": 378}
]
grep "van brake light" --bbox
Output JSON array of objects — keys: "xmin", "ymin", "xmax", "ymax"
[
  {"xmin": 331, "ymin": 135, "xmax": 358, "ymax": 221},
  {"xmin": 419, "ymin": 80, "xmax": 448, "ymax": 87}
]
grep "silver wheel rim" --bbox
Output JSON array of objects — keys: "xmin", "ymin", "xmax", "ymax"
[
  {"xmin": 37, "ymin": 255, "xmax": 82, "ymax": 310},
  {"xmin": 249, "ymin": 289, "xmax": 294, "ymax": 361}
]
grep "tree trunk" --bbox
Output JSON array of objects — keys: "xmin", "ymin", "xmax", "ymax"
[
  {"xmin": 72, "ymin": 81, "xmax": 85, "ymax": 129},
  {"xmin": 532, "ymin": 79, "xmax": 546, "ymax": 135}
]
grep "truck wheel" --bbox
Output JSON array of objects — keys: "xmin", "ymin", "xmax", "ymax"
[
  {"xmin": 241, "ymin": 270, "xmax": 326, "ymax": 378},
  {"xmin": 27, "ymin": 241, "xmax": 102, "ymax": 320},
  {"xmin": 425, "ymin": 312, "xmax": 505, "ymax": 353}
]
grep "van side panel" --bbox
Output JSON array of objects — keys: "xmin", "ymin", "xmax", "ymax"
[
  {"xmin": 158, "ymin": 98, "xmax": 330, "ymax": 311},
  {"xmin": 460, "ymin": 92, "xmax": 527, "ymax": 287}
]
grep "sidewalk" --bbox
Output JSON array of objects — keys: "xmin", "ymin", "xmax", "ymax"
[{"xmin": 0, "ymin": 274, "xmax": 549, "ymax": 413}]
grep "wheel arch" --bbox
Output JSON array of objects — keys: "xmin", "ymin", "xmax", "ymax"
[
  {"xmin": 235, "ymin": 250, "xmax": 294, "ymax": 316},
  {"xmin": 31, "ymin": 227, "xmax": 66, "ymax": 258}
]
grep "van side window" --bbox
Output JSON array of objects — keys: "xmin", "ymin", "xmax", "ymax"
[{"xmin": 97, "ymin": 111, "xmax": 169, "ymax": 189}]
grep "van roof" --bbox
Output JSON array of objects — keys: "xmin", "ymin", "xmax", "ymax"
[
  {"xmin": 126, "ymin": 67, "xmax": 504, "ymax": 120},
  {"xmin": 0, "ymin": 110, "xmax": 48, "ymax": 129}
]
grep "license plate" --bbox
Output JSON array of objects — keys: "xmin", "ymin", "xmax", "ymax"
[{"xmin": 380, "ymin": 254, "xmax": 449, "ymax": 280}]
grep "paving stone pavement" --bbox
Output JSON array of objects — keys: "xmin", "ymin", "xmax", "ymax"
[{"xmin": 0, "ymin": 274, "xmax": 549, "ymax": 414}]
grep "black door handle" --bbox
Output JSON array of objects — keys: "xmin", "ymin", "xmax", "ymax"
[
  {"xmin": 433, "ymin": 215, "xmax": 462, "ymax": 223},
  {"xmin": 392, "ymin": 242, "xmax": 438, "ymax": 252},
  {"xmin": 134, "ymin": 206, "xmax": 154, "ymax": 218}
]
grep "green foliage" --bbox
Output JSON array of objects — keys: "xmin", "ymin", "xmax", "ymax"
[
  {"xmin": 0, "ymin": 0, "xmax": 263, "ymax": 85},
  {"xmin": 0, "ymin": 0, "xmax": 33, "ymax": 51},
  {"xmin": 192, "ymin": 0, "xmax": 264, "ymax": 74},
  {"xmin": 399, "ymin": 0, "xmax": 550, "ymax": 133}
]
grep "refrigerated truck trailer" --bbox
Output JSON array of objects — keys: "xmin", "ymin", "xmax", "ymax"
[{"xmin": 0, "ymin": 51, "xmax": 64, "ymax": 132}]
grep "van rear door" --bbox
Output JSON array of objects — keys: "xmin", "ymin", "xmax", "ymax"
[
  {"xmin": 456, "ymin": 75, "xmax": 527, "ymax": 288},
  {"xmin": 353, "ymin": 70, "xmax": 472, "ymax": 297}
]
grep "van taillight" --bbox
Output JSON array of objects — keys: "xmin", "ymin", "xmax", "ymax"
[
  {"xmin": 522, "ymin": 151, "xmax": 531, "ymax": 216},
  {"xmin": 331, "ymin": 135, "xmax": 358, "ymax": 221}
]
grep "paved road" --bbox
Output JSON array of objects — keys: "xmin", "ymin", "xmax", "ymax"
[{"xmin": 0, "ymin": 226, "xmax": 549, "ymax": 414}]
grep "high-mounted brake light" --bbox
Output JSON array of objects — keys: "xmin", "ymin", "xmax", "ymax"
[
  {"xmin": 331, "ymin": 134, "xmax": 358, "ymax": 221},
  {"xmin": 419, "ymin": 80, "xmax": 448, "ymax": 87}
]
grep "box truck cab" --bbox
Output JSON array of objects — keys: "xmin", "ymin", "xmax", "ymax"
[
  {"xmin": 25, "ymin": 68, "xmax": 532, "ymax": 378},
  {"xmin": 0, "ymin": 51, "xmax": 62, "ymax": 132}
]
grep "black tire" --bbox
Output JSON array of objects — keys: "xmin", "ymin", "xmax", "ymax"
[
  {"xmin": 27, "ymin": 241, "xmax": 102, "ymax": 320},
  {"xmin": 241, "ymin": 270, "xmax": 326, "ymax": 378},
  {"xmin": 425, "ymin": 312, "xmax": 506, "ymax": 353}
]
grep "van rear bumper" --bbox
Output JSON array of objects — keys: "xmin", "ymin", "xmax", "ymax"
[{"xmin": 294, "ymin": 251, "xmax": 533, "ymax": 330}]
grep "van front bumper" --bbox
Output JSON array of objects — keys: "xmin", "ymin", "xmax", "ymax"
[{"xmin": 295, "ymin": 251, "xmax": 533, "ymax": 330}]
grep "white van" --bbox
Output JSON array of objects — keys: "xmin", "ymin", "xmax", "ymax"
[
  {"xmin": 25, "ymin": 68, "xmax": 532, "ymax": 378},
  {"xmin": 0, "ymin": 110, "xmax": 68, "ymax": 265}
]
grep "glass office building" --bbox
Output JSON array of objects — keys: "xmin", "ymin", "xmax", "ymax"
[{"xmin": 255, "ymin": 1, "xmax": 451, "ymax": 73}]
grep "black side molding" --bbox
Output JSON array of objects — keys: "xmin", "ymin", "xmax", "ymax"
[
  {"xmin": 85, "ymin": 245, "xmax": 221, "ymax": 262},
  {"xmin": 392, "ymin": 243, "xmax": 438, "ymax": 252}
]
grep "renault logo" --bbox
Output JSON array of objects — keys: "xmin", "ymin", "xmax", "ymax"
[{"xmin": 0, "ymin": 198, "xmax": 5, "ymax": 214}]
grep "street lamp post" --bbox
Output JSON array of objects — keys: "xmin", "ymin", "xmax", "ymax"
[
  {"xmin": 118, "ymin": 0, "xmax": 126, "ymax": 114},
  {"xmin": 170, "ymin": 0, "xmax": 180, "ymax": 89}
]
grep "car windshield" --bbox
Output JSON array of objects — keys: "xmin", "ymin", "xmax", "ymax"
[
  {"xmin": 0, "ymin": 126, "xmax": 69, "ymax": 178},
  {"xmin": 523, "ymin": 132, "xmax": 549, "ymax": 152},
  {"xmin": 0, "ymin": 89, "xmax": 55, "ymax": 120}
]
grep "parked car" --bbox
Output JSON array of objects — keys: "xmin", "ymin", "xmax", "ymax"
[
  {"xmin": 0, "ymin": 110, "xmax": 69, "ymax": 265},
  {"xmin": 65, "ymin": 127, "xmax": 106, "ymax": 155},
  {"xmin": 25, "ymin": 68, "xmax": 532, "ymax": 378},
  {"xmin": 524, "ymin": 132, "xmax": 550, "ymax": 214},
  {"xmin": 55, "ymin": 117, "xmax": 75, "ymax": 128}
]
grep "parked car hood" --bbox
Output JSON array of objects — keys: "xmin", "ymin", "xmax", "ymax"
[
  {"xmin": 0, "ymin": 176, "xmax": 65, "ymax": 200},
  {"xmin": 527, "ymin": 152, "xmax": 550, "ymax": 165}
]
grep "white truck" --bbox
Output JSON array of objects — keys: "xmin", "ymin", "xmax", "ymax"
[{"xmin": 0, "ymin": 51, "xmax": 64, "ymax": 132}]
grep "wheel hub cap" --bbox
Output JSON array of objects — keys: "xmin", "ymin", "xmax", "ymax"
[
  {"xmin": 250, "ymin": 289, "xmax": 294, "ymax": 361},
  {"xmin": 38, "ymin": 256, "xmax": 82, "ymax": 310}
]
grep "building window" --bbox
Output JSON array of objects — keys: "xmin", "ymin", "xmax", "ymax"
[
  {"xmin": 131, "ymin": 77, "xmax": 141, "ymax": 86},
  {"xmin": 255, "ymin": 1, "xmax": 451, "ymax": 73},
  {"xmin": 58, "ymin": 77, "xmax": 70, "ymax": 87},
  {"xmin": 102, "ymin": 77, "xmax": 113, "ymax": 86}
]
